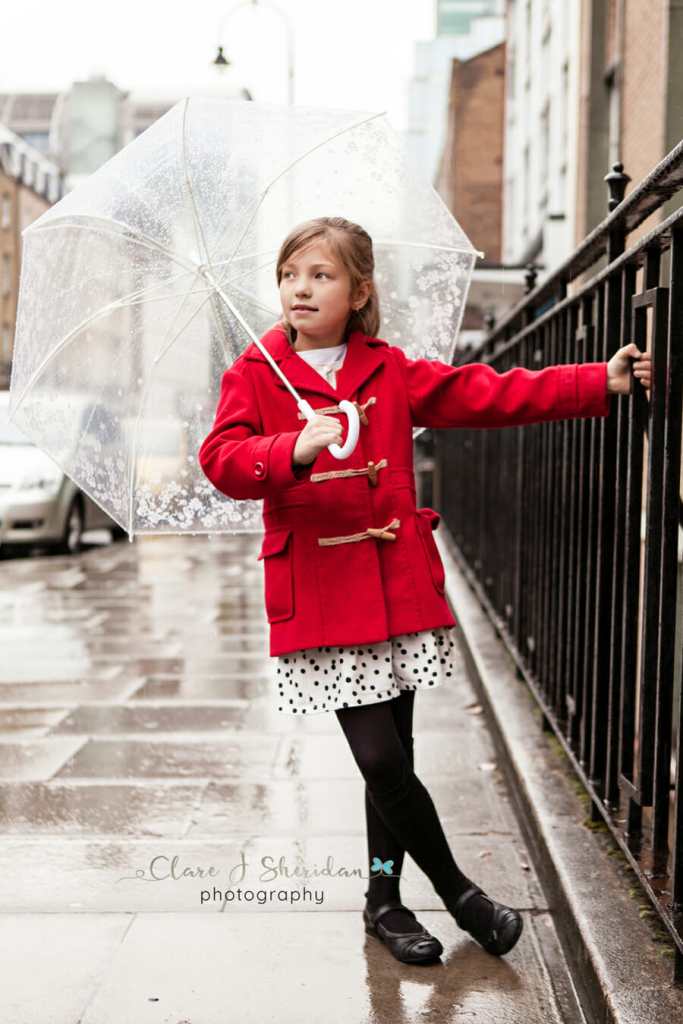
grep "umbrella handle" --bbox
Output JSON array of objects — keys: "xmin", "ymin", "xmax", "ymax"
[{"xmin": 297, "ymin": 398, "xmax": 360, "ymax": 460}]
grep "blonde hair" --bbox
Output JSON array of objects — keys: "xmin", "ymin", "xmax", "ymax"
[{"xmin": 275, "ymin": 216, "xmax": 380, "ymax": 345}]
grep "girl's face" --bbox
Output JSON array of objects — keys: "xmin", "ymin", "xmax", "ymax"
[{"xmin": 279, "ymin": 240, "xmax": 369, "ymax": 347}]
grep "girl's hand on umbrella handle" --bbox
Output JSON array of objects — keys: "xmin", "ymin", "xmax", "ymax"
[
  {"xmin": 328, "ymin": 400, "xmax": 360, "ymax": 460},
  {"xmin": 295, "ymin": 400, "xmax": 360, "ymax": 462}
]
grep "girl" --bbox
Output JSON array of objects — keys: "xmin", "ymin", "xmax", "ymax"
[{"xmin": 198, "ymin": 216, "xmax": 651, "ymax": 966}]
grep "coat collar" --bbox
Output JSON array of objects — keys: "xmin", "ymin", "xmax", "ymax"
[{"xmin": 242, "ymin": 325, "xmax": 389, "ymax": 403}]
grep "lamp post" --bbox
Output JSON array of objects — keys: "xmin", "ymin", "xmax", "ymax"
[{"xmin": 212, "ymin": 0, "xmax": 295, "ymax": 106}]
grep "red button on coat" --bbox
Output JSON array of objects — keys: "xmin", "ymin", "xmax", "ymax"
[{"xmin": 254, "ymin": 461, "xmax": 265, "ymax": 477}]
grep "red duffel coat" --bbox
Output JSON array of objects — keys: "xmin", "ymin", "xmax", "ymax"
[{"xmin": 198, "ymin": 325, "xmax": 611, "ymax": 656}]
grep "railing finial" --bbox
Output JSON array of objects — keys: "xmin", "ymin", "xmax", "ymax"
[
  {"xmin": 524, "ymin": 263, "xmax": 539, "ymax": 294},
  {"xmin": 605, "ymin": 161, "xmax": 632, "ymax": 213}
]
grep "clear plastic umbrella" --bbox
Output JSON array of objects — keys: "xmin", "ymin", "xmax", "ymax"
[{"xmin": 8, "ymin": 96, "xmax": 481, "ymax": 537}]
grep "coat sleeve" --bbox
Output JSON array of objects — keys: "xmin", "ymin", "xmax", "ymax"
[
  {"xmin": 391, "ymin": 347, "xmax": 611, "ymax": 430},
  {"xmin": 197, "ymin": 359, "xmax": 313, "ymax": 500}
]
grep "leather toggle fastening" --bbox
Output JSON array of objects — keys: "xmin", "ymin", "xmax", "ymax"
[
  {"xmin": 297, "ymin": 395, "xmax": 377, "ymax": 425},
  {"xmin": 311, "ymin": 457, "xmax": 388, "ymax": 485},
  {"xmin": 318, "ymin": 517, "xmax": 400, "ymax": 547}
]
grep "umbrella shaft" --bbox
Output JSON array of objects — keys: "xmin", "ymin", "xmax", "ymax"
[{"xmin": 201, "ymin": 267, "xmax": 302, "ymax": 406}]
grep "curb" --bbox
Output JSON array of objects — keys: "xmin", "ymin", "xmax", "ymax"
[{"xmin": 437, "ymin": 530, "xmax": 683, "ymax": 1024}]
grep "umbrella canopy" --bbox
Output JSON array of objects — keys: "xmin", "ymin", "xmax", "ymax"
[{"xmin": 8, "ymin": 96, "xmax": 480, "ymax": 536}]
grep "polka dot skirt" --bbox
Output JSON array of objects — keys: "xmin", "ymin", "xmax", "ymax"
[{"xmin": 275, "ymin": 627, "xmax": 457, "ymax": 715}]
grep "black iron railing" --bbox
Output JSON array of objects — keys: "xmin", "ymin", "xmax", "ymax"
[{"xmin": 437, "ymin": 143, "xmax": 683, "ymax": 980}]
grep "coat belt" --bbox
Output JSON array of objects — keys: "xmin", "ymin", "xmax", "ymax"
[{"xmin": 317, "ymin": 517, "xmax": 400, "ymax": 547}]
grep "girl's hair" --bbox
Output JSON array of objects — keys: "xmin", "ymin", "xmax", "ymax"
[{"xmin": 275, "ymin": 216, "xmax": 380, "ymax": 345}]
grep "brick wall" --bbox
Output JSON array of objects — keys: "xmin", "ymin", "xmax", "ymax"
[
  {"xmin": 435, "ymin": 42, "xmax": 505, "ymax": 265},
  {"xmin": 0, "ymin": 171, "xmax": 18, "ymax": 380},
  {"xmin": 0, "ymin": 170, "xmax": 50, "ymax": 386},
  {"xmin": 621, "ymin": 0, "xmax": 667, "ymax": 246}
]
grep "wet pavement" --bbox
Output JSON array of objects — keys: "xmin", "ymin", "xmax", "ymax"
[{"xmin": 0, "ymin": 535, "xmax": 583, "ymax": 1023}]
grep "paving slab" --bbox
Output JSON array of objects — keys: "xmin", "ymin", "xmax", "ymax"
[
  {"xmin": 73, "ymin": 911, "xmax": 568, "ymax": 1024},
  {"xmin": 0, "ymin": 782, "xmax": 204, "ymax": 837},
  {"xmin": 271, "ymin": 728, "xmax": 495, "ymax": 780},
  {"xmin": 185, "ymin": 774, "xmax": 519, "ymax": 839},
  {"xmin": 0, "ymin": 737, "xmax": 86, "ymax": 781},
  {"xmin": 133, "ymin": 674, "xmax": 273, "ymax": 700},
  {"xmin": 0, "ymin": 914, "xmax": 132, "ymax": 1024},
  {"xmin": 0, "ymin": 707, "xmax": 69, "ymax": 735},
  {"xmin": 53, "ymin": 735, "xmax": 282, "ymax": 780},
  {"xmin": 0, "ymin": 677, "xmax": 145, "ymax": 704}
]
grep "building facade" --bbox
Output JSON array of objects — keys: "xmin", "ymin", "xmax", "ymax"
[
  {"xmin": 0, "ymin": 73, "xmax": 250, "ymax": 192},
  {"xmin": 576, "ymin": 0, "xmax": 683, "ymax": 252},
  {"xmin": 0, "ymin": 128, "xmax": 63, "ymax": 387},
  {"xmin": 435, "ymin": 42, "xmax": 506, "ymax": 266},
  {"xmin": 502, "ymin": 0, "xmax": 581, "ymax": 271},
  {"xmin": 502, "ymin": 0, "xmax": 683, "ymax": 283},
  {"xmin": 406, "ymin": 0, "xmax": 506, "ymax": 187}
]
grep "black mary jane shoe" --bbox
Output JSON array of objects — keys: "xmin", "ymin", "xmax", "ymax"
[
  {"xmin": 363, "ymin": 898, "xmax": 443, "ymax": 964},
  {"xmin": 452, "ymin": 884, "xmax": 523, "ymax": 956}
]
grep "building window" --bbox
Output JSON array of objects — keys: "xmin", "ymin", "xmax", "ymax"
[
  {"xmin": 0, "ymin": 195, "xmax": 10, "ymax": 230},
  {"xmin": 561, "ymin": 60, "xmax": 569, "ymax": 155},
  {"xmin": 523, "ymin": 144, "xmax": 530, "ymax": 239},
  {"xmin": 20, "ymin": 132, "xmax": 49, "ymax": 154},
  {"xmin": 1, "ymin": 254, "xmax": 11, "ymax": 297},
  {"xmin": 539, "ymin": 101, "xmax": 550, "ymax": 211},
  {"xmin": 1, "ymin": 324, "xmax": 11, "ymax": 361},
  {"xmin": 505, "ymin": 176, "xmax": 516, "ymax": 257},
  {"xmin": 559, "ymin": 164, "xmax": 567, "ymax": 211},
  {"xmin": 507, "ymin": 46, "xmax": 516, "ymax": 101},
  {"xmin": 606, "ymin": 65, "xmax": 621, "ymax": 168}
]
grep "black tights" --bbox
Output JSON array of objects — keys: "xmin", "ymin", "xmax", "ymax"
[{"xmin": 335, "ymin": 691, "xmax": 474, "ymax": 915}]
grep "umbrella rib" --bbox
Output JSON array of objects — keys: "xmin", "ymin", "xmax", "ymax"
[
  {"xmin": 134, "ymin": 251, "xmax": 280, "ymax": 371},
  {"xmin": 211, "ymin": 239, "xmax": 482, "ymax": 267},
  {"xmin": 120, "ymin": 283, "xmax": 218, "ymax": 306},
  {"xmin": 217, "ymin": 281, "xmax": 280, "ymax": 320},
  {"xmin": 373, "ymin": 239, "xmax": 483, "ymax": 257},
  {"xmin": 125, "ymin": 273, "xmax": 234, "ymax": 535},
  {"xmin": 163, "ymin": 111, "xmax": 408, "ymax": 346},
  {"xmin": 209, "ymin": 246, "xmax": 279, "ymax": 271},
  {"xmin": 25, "ymin": 215, "xmax": 198, "ymax": 275},
  {"xmin": 10, "ymin": 268, "xmax": 199, "ymax": 418},
  {"xmin": 253, "ymin": 109, "xmax": 388, "ymax": 205},
  {"xmin": 219, "ymin": 253, "xmax": 278, "ymax": 288},
  {"xmin": 177, "ymin": 98, "xmax": 245, "ymax": 377},
  {"xmin": 213, "ymin": 109, "xmax": 387, "ymax": 289},
  {"xmin": 146, "ymin": 274, "xmax": 230, "ymax": 370},
  {"xmin": 180, "ymin": 97, "xmax": 213, "ymax": 270}
]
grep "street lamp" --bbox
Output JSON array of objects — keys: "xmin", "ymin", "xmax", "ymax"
[{"xmin": 212, "ymin": 0, "xmax": 295, "ymax": 106}]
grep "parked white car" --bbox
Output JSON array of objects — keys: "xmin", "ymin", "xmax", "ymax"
[{"xmin": 0, "ymin": 391, "xmax": 125, "ymax": 555}]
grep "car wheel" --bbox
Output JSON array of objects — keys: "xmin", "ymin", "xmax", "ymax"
[{"xmin": 56, "ymin": 498, "xmax": 84, "ymax": 555}]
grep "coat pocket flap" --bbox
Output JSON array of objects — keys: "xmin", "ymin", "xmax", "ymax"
[
  {"xmin": 257, "ymin": 527, "xmax": 292, "ymax": 560},
  {"xmin": 417, "ymin": 507, "xmax": 441, "ymax": 531}
]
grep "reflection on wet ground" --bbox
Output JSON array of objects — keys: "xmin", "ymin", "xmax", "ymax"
[{"xmin": 0, "ymin": 535, "xmax": 580, "ymax": 1023}]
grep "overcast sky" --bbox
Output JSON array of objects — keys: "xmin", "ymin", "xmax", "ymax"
[{"xmin": 3, "ymin": 1, "xmax": 436, "ymax": 130}]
